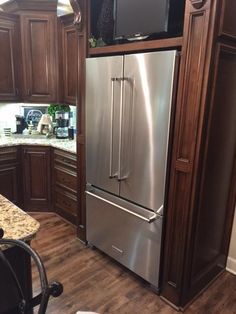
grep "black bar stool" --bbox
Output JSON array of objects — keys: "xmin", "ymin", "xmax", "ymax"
[{"xmin": 0, "ymin": 228, "xmax": 63, "ymax": 314}]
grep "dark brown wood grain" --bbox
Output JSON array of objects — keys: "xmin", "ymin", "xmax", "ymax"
[
  {"xmin": 52, "ymin": 149, "xmax": 78, "ymax": 225},
  {"xmin": 0, "ymin": 0, "xmax": 57, "ymax": 14},
  {"xmin": 22, "ymin": 146, "xmax": 51, "ymax": 211},
  {"xmin": 0, "ymin": 147, "xmax": 21, "ymax": 205},
  {"xmin": 162, "ymin": 0, "xmax": 236, "ymax": 309},
  {"xmin": 183, "ymin": 42, "xmax": 236, "ymax": 304},
  {"xmin": 218, "ymin": 0, "xmax": 236, "ymax": 41},
  {"xmin": 20, "ymin": 12, "xmax": 58, "ymax": 102},
  {"xmin": 0, "ymin": 12, "xmax": 20, "ymax": 101},
  {"xmin": 88, "ymin": 37, "xmax": 183, "ymax": 56},
  {"xmin": 60, "ymin": 14, "xmax": 78, "ymax": 105},
  {"xmin": 30, "ymin": 212, "xmax": 236, "ymax": 314},
  {"xmin": 161, "ymin": 0, "xmax": 218, "ymax": 307},
  {"xmin": 72, "ymin": 0, "xmax": 87, "ymax": 242}
]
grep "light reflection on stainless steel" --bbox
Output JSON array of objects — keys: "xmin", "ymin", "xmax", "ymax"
[
  {"xmin": 120, "ymin": 51, "xmax": 176, "ymax": 212},
  {"xmin": 86, "ymin": 188, "xmax": 162, "ymax": 287},
  {"xmin": 85, "ymin": 51, "xmax": 177, "ymax": 289}
]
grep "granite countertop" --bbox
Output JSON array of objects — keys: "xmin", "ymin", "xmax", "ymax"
[
  {"xmin": 0, "ymin": 194, "xmax": 40, "ymax": 250},
  {"xmin": 0, "ymin": 135, "xmax": 76, "ymax": 154}
]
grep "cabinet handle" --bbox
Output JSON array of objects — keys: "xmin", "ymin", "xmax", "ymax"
[
  {"xmin": 15, "ymin": 88, "xmax": 19, "ymax": 96},
  {"xmin": 62, "ymin": 158, "xmax": 73, "ymax": 165},
  {"xmin": 27, "ymin": 89, "xmax": 31, "ymax": 96}
]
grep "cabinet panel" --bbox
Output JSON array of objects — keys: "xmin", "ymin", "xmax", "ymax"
[
  {"xmin": 20, "ymin": 13, "xmax": 58, "ymax": 102},
  {"xmin": 0, "ymin": 147, "xmax": 18, "ymax": 163},
  {"xmin": 54, "ymin": 188, "xmax": 77, "ymax": 224},
  {"xmin": 22, "ymin": 146, "xmax": 51, "ymax": 211},
  {"xmin": 53, "ymin": 148, "xmax": 77, "ymax": 170},
  {"xmin": 61, "ymin": 17, "xmax": 78, "ymax": 104},
  {"xmin": 53, "ymin": 148, "xmax": 77, "ymax": 224},
  {"xmin": 0, "ymin": 14, "xmax": 20, "ymax": 101},
  {"xmin": 54, "ymin": 166, "xmax": 77, "ymax": 194},
  {"xmin": 219, "ymin": 0, "xmax": 236, "ymax": 40},
  {"xmin": 161, "ymin": 0, "xmax": 220, "ymax": 308},
  {"xmin": 0, "ymin": 165, "xmax": 18, "ymax": 204},
  {"xmin": 181, "ymin": 43, "xmax": 236, "ymax": 305},
  {"xmin": 0, "ymin": 146, "xmax": 21, "ymax": 205}
]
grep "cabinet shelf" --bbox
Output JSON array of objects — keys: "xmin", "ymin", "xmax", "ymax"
[{"xmin": 89, "ymin": 36, "xmax": 183, "ymax": 56}]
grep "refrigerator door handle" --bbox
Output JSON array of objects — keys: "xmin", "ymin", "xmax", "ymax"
[
  {"xmin": 109, "ymin": 78, "xmax": 118, "ymax": 179},
  {"xmin": 117, "ymin": 77, "xmax": 124, "ymax": 181},
  {"xmin": 118, "ymin": 77, "xmax": 132, "ymax": 182},
  {"xmin": 85, "ymin": 190, "xmax": 159, "ymax": 223}
]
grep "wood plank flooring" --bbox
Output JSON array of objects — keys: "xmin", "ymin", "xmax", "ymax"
[{"xmin": 30, "ymin": 213, "xmax": 236, "ymax": 314}]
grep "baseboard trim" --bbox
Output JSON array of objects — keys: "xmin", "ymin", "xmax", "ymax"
[{"xmin": 226, "ymin": 257, "xmax": 236, "ymax": 275}]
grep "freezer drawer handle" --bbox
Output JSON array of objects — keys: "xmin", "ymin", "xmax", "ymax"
[{"xmin": 85, "ymin": 191, "xmax": 158, "ymax": 223}]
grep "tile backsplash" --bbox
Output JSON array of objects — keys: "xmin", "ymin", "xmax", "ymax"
[{"xmin": 0, "ymin": 103, "xmax": 77, "ymax": 135}]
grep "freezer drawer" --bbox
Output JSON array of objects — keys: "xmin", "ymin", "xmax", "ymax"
[{"xmin": 86, "ymin": 189, "xmax": 162, "ymax": 288}]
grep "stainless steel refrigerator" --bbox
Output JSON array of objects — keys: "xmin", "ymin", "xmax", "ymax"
[{"xmin": 85, "ymin": 50, "xmax": 178, "ymax": 289}]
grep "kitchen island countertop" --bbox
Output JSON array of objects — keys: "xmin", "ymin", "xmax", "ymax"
[
  {"xmin": 0, "ymin": 194, "xmax": 40, "ymax": 250},
  {"xmin": 0, "ymin": 135, "xmax": 76, "ymax": 154}
]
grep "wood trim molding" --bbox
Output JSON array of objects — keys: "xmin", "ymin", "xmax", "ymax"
[
  {"xmin": 161, "ymin": 0, "xmax": 219, "ymax": 307},
  {"xmin": 0, "ymin": 0, "xmax": 57, "ymax": 13},
  {"xmin": 190, "ymin": 0, "xmax": 206, "ymax": 9},
  {"xmin": 218, "ymin": 0, "xmax": 236, "ymax": 41}
]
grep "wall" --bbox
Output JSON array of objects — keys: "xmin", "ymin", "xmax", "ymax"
[
  {"xmin": 0, "ymin": 103, "xmax": 23, "ymax": 133},
  {"xmin": 227, "ymin": 208, "xmax": 236, "ymax": 275}
]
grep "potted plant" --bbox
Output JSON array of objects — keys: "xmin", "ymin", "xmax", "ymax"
[{"xmin": 47, "ymin": 104, "xmax": 70, "ymax": 122}]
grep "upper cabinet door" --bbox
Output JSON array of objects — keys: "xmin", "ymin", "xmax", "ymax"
[
  {"xmin": 20, "ymin": 13, "xmax": 58, "ymax": 103},
  {"xmin": 0, "ymin": 15, "xmax": 20, "ymax": 101},
  {"xmin": 61, "ymin": 20, "xmax": 78, "ymax": 105}
]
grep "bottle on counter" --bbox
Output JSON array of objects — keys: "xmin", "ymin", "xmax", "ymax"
[{"xmin": 68, "ymin": 126, "xmax": 74, "ymax": 140}]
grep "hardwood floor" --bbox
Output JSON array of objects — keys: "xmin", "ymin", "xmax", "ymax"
[{"xmin": 30, "ymin": 213, "xmax": 236, "ymax": 314}]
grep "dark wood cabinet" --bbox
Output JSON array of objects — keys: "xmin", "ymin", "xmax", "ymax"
[
  {"xmin": 0, "ymin": 147, "xmax": 21, "ymax": 205},
  {"xmin": 20, "ymin": 13, "xmax": 58, "ymax": 103},
  {"xmin": 0, "ymin": 145, "xmax": 78, "ymax": 223},
  {"xmin": 60, "ymin": 14, "xmax": 78, "ymax": 105},
  {"xmin": 219, "ymin": 0, "xmax": 236, "ymax": 40},
  {"xmin": 0, "ymin": 12, "xmax": 20, "ymax": 101},
  {"xmin": 52, "ymin": 149, "xmax": 77, "ymax": 225},
  {"xmin": 160, "ymin": 0, "xmax": 236, "ymax": 310},
  {"xmin": 22, "ymin": 146, "xmax": 51, "ymax": 211}
]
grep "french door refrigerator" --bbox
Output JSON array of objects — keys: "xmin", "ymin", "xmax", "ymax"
[{"xmin": 85, "ymin": 50, "xmax": 178, "ymax": 289}]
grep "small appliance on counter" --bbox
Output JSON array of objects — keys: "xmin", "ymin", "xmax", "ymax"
[
  {"xmin": 37, "ymin": 114, "xmax": 53, "ymax": 135},
  {"xmin": 15, "ymin": 115, "xmax": 28, "ymax": 134},
  {"xmin": 55, "ymin": 111, "xmax": 69, "ymax": 139}
]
